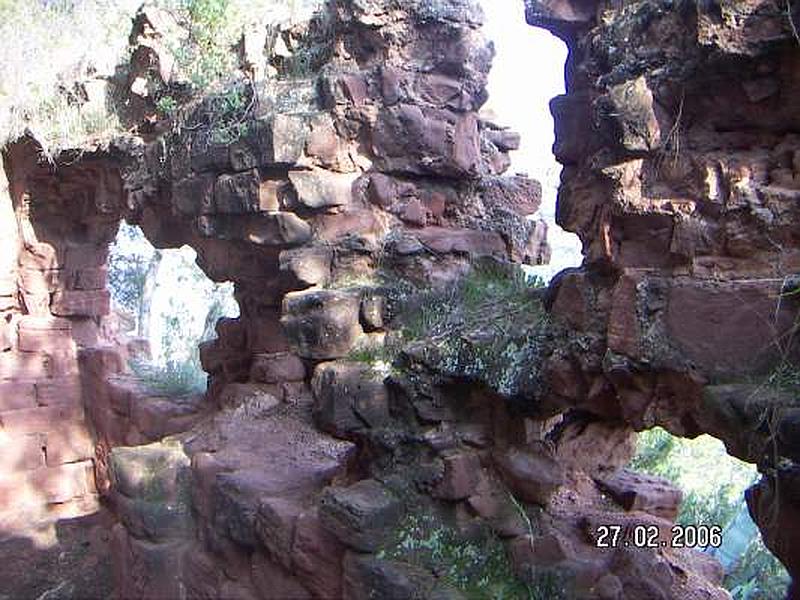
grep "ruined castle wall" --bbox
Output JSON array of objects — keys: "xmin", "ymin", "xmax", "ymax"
[
  {"xmin": 0, "ymin": 141, "xmax": 122, "ymax": 533},
  {"xmin": 527, "ymin": 0, "xmax": 800, "ymax": 588}
]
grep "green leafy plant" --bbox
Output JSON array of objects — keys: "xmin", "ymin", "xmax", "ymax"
[
  {"xmin": 0, "ymin": 0, "xmax": 133, "ymax": 152},
  {"xmin": 171, "ymin": 0, "xmax": 238, "ymax": 89},
  {"xmin": 726, "ymin": 537, "xmax": 791, "ymax": 600},
  {"xmin": 155, "ymin": 95, "xmax": 179, "ymax": 117},
  {"xmin": 630, "ymin": 428, "xmax": 790, "ymax": 596},
  {"xmin": 379, "ymin": 512, "xmax": 567, "ymax": 600},
  {"xmin": 400, "ymin": 261, "xmax": 546, "ymax": 343}
]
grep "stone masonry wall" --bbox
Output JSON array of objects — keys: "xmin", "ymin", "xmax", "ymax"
[
  {"xmin": 0, "ymin": 0, "xmax": 554, "ymax": 597},
  {"xmin": 0, "ymin": 140, "xmax": 121, "ymax": 534},
  {"xmin": 526, "ymin": 0, "xmax": 800, "ymax": 592},
  {"xmin": 5, "ymin": 0, "xmax": 796, "ymax": 597}
]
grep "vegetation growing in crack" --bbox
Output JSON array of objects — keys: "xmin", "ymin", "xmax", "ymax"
[
  {"xmin": 342, "ymin": 261, "xmax": 550, "ymax": 395},
  {"xmin": 378, "ymin": 511, "xmax": 569, "ymax": 600},
  {"xmin": 272, "ymin": 3, "xmax": 336, "ymax": 80},
  {"xmin": 0, "ymin": 0, "xmax": 325, "ymax": 153},
  {"xmin": 347, "ymin": 340, "xmax": 403, "ymax": 379},
  {"xmin": 195, "ymin": 82, "xmax": 255, "ymax": 145},
  {"xmin": 0, "ymin": 0, "xmax": 131, "ymax": 152},
  {"xmin": 397, "ymin": 261, "xmax": 547, "ymax": 344},
  {"xmin": 394, "ymin": 261, "xmax": 551, "ymax": 399}
]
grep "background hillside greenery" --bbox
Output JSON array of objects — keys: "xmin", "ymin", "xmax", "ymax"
[
  {"xmin": 631, "ymin": 428, "xmax": 790, "ymax": 599},
  {"xmin": 0, "ymin": 0, "xmax": 322, "ymax": 153}
]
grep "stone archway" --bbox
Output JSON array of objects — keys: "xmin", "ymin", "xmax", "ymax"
[
  {"xmin": 1, "ymin": 0, "xmax": 798, "ymax": 598},
  {"xmin": 525, "ymin": 0, "xmax": 800, "ymax": 596}
]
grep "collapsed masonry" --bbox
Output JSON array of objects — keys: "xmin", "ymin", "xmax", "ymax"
[{"xmin": 0, "ymin": 0, "xmax": 796, "ymax": 599}]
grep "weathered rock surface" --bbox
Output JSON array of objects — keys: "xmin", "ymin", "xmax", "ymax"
[
  {"xmin": 526, "ymin": 0, "xmax": 800, "ymax": 590},
  {"xmin": 2, "ymin": 0, "xmax": 793, "ymax": 597}
]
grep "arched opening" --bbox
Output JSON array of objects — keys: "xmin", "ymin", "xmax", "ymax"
[
  {"xmin": 108, "ymin": 223, "xmax": 238, "ymax": 396},
  {"xmin": 630, "ymin": 427, "xmax": 790, "ymax": 597}
]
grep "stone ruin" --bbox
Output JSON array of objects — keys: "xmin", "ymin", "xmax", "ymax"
[{"xmin": 0, "ymin": 0, "xmax": 798, "ymax": 598}]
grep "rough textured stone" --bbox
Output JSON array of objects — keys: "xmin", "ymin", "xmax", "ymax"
[
  {"xmin": 51, "ymin": 289, "xmax": 110, "ymax": 317},
  {"xmin": 493, "ymin": 444, "xmax": 565, "ymax": 506},
  {"xmin": 432, "ymin": 450, "xmax": 481, "ymax": 501},
  {"xmin": 0, "ymin": 381, "xmax": 37, "ymax": 411},
  {"xmin": 249, "ymin": 352, "xmax": 306, "ymax": 384},
  {"xmin": 289, "ymin": 169, "xmax": 356, "ymax": 209},
  {"xmin": 342, "ymin": 553, "xmax": 437, "ymax": 600},
  {"xmin": 282, "ymin": 290, "xmax": 363, "ymax": 360},
  {"xmin": 0, "ymin": 0, "xmax": 763, "ymax": 597},
  {"xmin": 597, "ymin": 469, "xmax": 683, "ymax": 521},
  {"xmin": 109, "ymin": 442, "xmax": 190, "ymax": 501},
  {"xmin": 0, "ymin": 405, "xmax": 84, "ymax": 434},
  {"xmin": 320, "ymin": 479, "xmax": 402, "ymax": 552},
  {"xmin": 311, "ymin": 361, "xmax": 389, "ymax": 438},
  {"xmin": 279, "ymin": 246, "xmax": 332, "ymax": 287},
  {"xmin": 214, "ymin": 170, "xmax": 260, "ymax": 214}
]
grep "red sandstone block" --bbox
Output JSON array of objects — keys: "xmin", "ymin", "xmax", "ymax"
[
  {"xmin": 88, "ymin": 404, "xmax": 129, "ymax": 447},
  {"xmin": 45, "ymin": 424, "xmax": 94, "ymax": 466},
  {"xmin": 17, "ymin": 316, "xmax": 71, "ymax": 332},
  {"xmin": 51, "ymin": 289, "xmax": 110, "ymax": 317},
  {"xmin": 107, "ymin": 377, "xmax": 135, "ymax": 416},
  {"xmin": 49, "ymin": 349, "xmax": 80, "ymax": 377},
  {"xmin": 18, "ymin": 242, "xmax": 64, "ymax": 270},
  {"xmin": 35, "ymin": 376, "xmax": 82, "ymax": 407},
  {"xmin": 45, "ymin": 492, "xmax": 101, "ymax": 521},
  {"xmin": 0, "ymin": 432, "xmax": 45, "ymax": 472},
  {"xmin": 63, "ymin": 245, "xmax": 109, "ymax": 270},
  {"xmin": 77, "ymin": 346, "xmax": 125, "ymax": 380},
  {"xmin": 0, "ymin": 381, "xmax": 37, "ymax": 411},
  {"xmin": 21, "ymin": 293, "xmax": 52, "ymax": 317},
  {"xmin": 131, "ymin": 396, "xmax": 205, "ymax": 441},
  {"xmin": 0, "ymin": 351, "xmax": 52, "ymax": 380},
  {"xmin": 0, "ymin": 404, "xmax": 84, "ymax": 434},
  {"xmin": 28, "ymin": 460, "xmax": 93, "ymax": 504},
  {"xmin": 65, "ymin": 267, "xmax": 108, "ymax": 291},
  {"xmin": 0, "ymin": 461, "xmax": 91, "ymax": 506},
  {"xmin": 198, "ymin": 340, "xmax": 225, "ymax": 373},
  {"xmin": 18, "ymin": 268, "xmax": 59, "ymax": 295},
  {"xmin": 70, "ymin": 318, "xmax": 100, "ymax": 347},
  {"xmin": 17, "ymin": 329, "xmax": 77, "ymax": 354},
  {"xmin": 250, "ymin": 352, "xmax": 306, "ymax": 383}
]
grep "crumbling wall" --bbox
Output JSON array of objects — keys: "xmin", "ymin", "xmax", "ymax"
[
  {"xmin": 0, "ymin": 0, "xmax": 553, "ymax": 597},
  {"xmin": 96, "ymin": 0, "xmax": 555, "ymax": 596},
  {"xmin": 6, "ymin": 0, "xmax": 794, "ymax": 598},
  {"xmin": 0, "ymin": 139, "xmax": 122, "ymax": 533},
  {"xmin": 526, "ymin": 0, "xmax": 800, "ymax": 593}
]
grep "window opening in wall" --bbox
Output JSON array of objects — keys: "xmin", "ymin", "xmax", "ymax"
[
  {"xmin": 630, "ymin": 427, "xmax": 790, "ymax": 598},
  {"xmin": 481, "ymin": 1, "xmax": 581, "ymax": 281},
  {"xmin": 108, "ymin": 223, "xmax": 238, "ymax": 396}
]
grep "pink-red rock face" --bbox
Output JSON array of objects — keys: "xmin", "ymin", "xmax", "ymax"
[
  {"xmin": 0, "ymin": 0, "xmax": 554, "ymax": 597},
  {"xmin": 528, "ymin": 0, "xmax": 800, "ymax": 588},
  {"xmin": 6, "ymin": 0, "xmax": 796, "ymax": 597},
  {"xmin": 0, "ymin": 141, "xmax": 129, "ymax": 534},
  {"xmin": 115, "ymin": 0, "xmax": 551, "ymax": 400}
]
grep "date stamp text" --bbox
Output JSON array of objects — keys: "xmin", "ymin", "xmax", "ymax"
[{"xmin": 594, "ymin": 524, "xmax": 722, "ymax": 549}]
